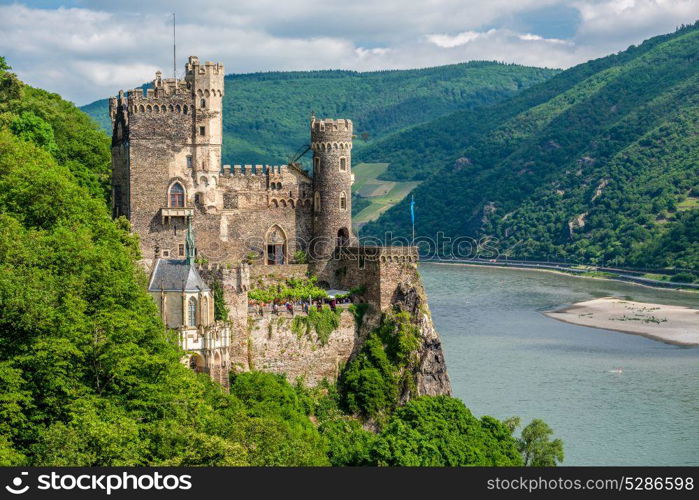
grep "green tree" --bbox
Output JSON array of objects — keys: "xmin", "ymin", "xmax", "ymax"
[
  {"xmin": 229, "ymin": 372, "xmax": 330, "ymax": 466},
  {"xmin": 10, "ymin": 111, "xmax": 57, "ymax": 154},
  {"xmin": 339, "ymin": 312, "xmax": 421, "ymax": 418},
  {"xmin": 371, "ymin": 396, "xmax": 522, "ymax": 466},
  {"xmin": 212, "ymin": 280, "xmax": 230, "ymax": 321},
  {"xmin": 518, "ymin": 419, "xmax": 564, "ymax": 466}
]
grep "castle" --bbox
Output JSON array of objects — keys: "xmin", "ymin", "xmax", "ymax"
[
  {"xmin": 109, "ymin": 56, "xmax": 450, "ymax": 396},
  {"xmin": 110, "ymin": 56, "xmax": 354, "ymax": 271}
]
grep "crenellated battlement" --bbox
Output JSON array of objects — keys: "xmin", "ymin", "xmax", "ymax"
[
  {"xmin": 339, "ymin": 245, "xmax": 419, "ymax": 263},
  {"xmin": 220, "ymin": 164, "xmax": 290, "ymax": 177},
  {"xmin": 311, "ymin": 118, "xmax": 353, "ymax": 133},
  {"xmin": 185, "ymin": 56, "xmax": 224, "ymax": 77},
  {"xmin": 110, "ymin": 56, "xmax": 224, "ymax": 124}
]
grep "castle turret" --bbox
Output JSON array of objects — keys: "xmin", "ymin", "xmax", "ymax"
[
  {"xmin": 310, "ymin": 116, "xmax": 355, "ymax": 260},
  {"xmin": 184, "ymin": 56, "xmax": 224, "ymax": 177}
]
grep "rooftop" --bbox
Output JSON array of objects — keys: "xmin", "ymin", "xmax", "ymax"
[{"xmin": 148, "ymin": 259, "xmax": 210, "ymax": 292}]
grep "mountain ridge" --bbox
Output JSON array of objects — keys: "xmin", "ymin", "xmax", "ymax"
[
  {"xmin": 361, "ymin": 23, "xmax": 699, "ymax": 273},
  {"xmin": 81, "ymin": 61, "xmax": 558, "ymax": 167}
]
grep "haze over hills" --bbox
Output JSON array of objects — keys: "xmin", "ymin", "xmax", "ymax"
[
  {"xmin": 81, "ymin": 61, "xmax": 558, "ymax": 167},
  {"xmin": 361, "ymin": 23, "xmax": 699, "ymax": 274}
]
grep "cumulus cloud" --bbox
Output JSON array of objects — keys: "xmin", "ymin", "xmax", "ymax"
[
  {"xmin": 0, "ymin": 0, "xmax": 696, "ymax": 104},
  {"xmin": 426, "ymin": 31, "xmax": 484, "ymax": 49}
]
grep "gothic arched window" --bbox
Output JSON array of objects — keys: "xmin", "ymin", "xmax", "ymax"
[
  {"xmin": 200, "ymin": 98, "xmax": 206, "ymax": 108},
  {"xmin": 188, "ymin": 297, "xmax": 197, "ymax": 327},
  {"xmin": 169, "ymin": 182, "xmax": 185, "ymax": 207},
  {"xmin": 314, "ymin": 192, "xmax": 321, "ymax": 213},
  {"xmin": 339, "ymin": 191, "xmax": 347, "ymax": 210}
]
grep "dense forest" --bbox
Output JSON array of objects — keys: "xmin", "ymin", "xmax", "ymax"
[
  {"xmin": 0, "ymin": 58, "xmax": 561, "ymax": 466},
  {"xmin": 361, "ymin": 23, "xmax": 699, "ymax": 274},
  {"xmin": 81, "ymin": 62, "xmax": 558, "ymax": 167}
]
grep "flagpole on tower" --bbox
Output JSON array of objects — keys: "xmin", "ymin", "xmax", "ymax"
[
  {"xmin": 410, "ymin": 194, "xmax": 415, "ymax": 245},
  {"xmin": 172, "ymin": 12, "xmax": 177, "ymax": 80}
]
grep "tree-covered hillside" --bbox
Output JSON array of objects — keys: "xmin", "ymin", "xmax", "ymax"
[
  {"xmin": 362, "ymin": 23, "xmax": 699, "ymax": 273},
  {"xmin": 81, "ymin": 62, "xmax": 558, "ymax": 166}
]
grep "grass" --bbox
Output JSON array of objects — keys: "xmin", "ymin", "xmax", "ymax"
[
  {"xmin": 642, "ymin": 273, "xmax": 671, "ymax": 281},
  {"xmin": 677, "ymin": 196, "xmax": 699, "ymax": 211},
  {"xmin": 352, "ymin": 162, "xmax": 420, "ymax": 229}
]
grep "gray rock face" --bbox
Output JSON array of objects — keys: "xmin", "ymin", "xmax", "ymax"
[{"xmin": 392, "ymin": 282, "xmax": 452, "ymax": 400}]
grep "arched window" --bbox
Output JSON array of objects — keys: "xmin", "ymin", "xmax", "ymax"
[
  {"xmin": 183, "ymin": 105, "xmax": 188, "ymax": 115},
  {"xmin": 339, "ymin": 157, "xmax": 347, "ymax": 171},
  {"xmin": 200, "ymin": 98, "xmax": 206, "ymax": 108},
  {"xmin": 339, "ymin": 192, "xmax": 347, "ymax": 210},
  {"xmin": 139, "ymin": 104, "xmax": 145, "ymax": 112},
  {"xmin": 188, "ymin": 297, "xmax": 197, "ymax": 327},
  {"xmin": 313, "ymin": 157, "xmax": 320, "ymax": 175},
  {"xmin": 169, "ymin": 182, "xmax": 185, "ymax": 207},
  {"xmin": 314, "ymin": 192, "xmax": 321, "ymax": 212}
]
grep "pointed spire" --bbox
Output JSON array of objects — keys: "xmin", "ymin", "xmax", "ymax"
[{"xmin": 185, "ymin": 215, "xmax": 196, "ymax": 265}]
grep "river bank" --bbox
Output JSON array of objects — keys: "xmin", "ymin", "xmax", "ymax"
[
  {"xmin": 424, "ymin": 259, "xmax": 699, "ymax": 293},
  {"xmin": 545, "ymin": 297, "xmax": 699, "ymax": 346}
]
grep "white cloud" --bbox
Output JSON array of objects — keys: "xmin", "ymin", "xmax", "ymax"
[
  {"xmin": 518, "ymin": 33, "xmax": 571, "ymax": 44},
  {"xmin": 426, "ymin": 31, "xmax": 484, "ymax": 48},
  {"xmin": 574, "ymin": 0, "xmax": 698, "ymax": 42},
  {"xmin": 0, "ymin": 1, "xmax": 696, "ymax": 104}
]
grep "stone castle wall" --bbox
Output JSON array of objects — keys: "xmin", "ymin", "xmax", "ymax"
[{"xmin": 240, "ymin": 309, "xmax": 358, "ymax": 386}]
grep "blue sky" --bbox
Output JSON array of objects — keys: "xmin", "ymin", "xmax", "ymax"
[{"xmin": 0, "ymin": 0, "xmax": 697, "ymax": 104}]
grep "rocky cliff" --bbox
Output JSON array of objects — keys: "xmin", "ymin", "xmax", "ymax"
[{"xmin": 389, "ymin": 281, "xmax": 452, "ymax": 400}]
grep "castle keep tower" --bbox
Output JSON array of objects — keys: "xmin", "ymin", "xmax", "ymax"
[
  {"xmin": 310, "ymin": 117, "xmax": 355, "ymax": 260},
  {"xmin": 109, "ymin": 56, "xmax": 224, "ymax": 265}
]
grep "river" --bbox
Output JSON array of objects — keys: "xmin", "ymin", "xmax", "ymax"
[{"xmin": 420, "ymin": 262, "xmax": 699, "ymax": 466}]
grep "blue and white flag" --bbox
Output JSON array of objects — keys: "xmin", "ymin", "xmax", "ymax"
[{"xmin": 410, "ymin": 195, "xmax": 415, "ymax": 225}]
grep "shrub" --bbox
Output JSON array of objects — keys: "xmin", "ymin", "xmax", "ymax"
[{"xmin": 670, "ymin": 271, "xmax": 697, "ymax": 283}]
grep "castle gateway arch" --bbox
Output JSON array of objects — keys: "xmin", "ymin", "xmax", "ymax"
[{"xmin": 265, "ymin": 225, "xmax": 288, "ymax": 265}]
